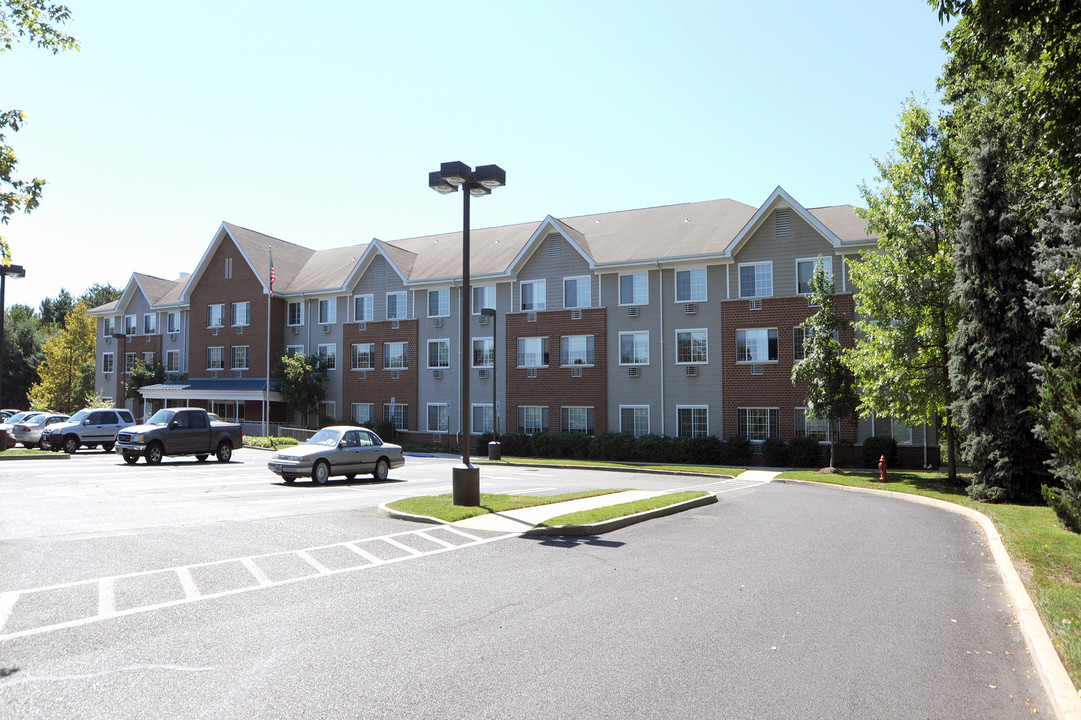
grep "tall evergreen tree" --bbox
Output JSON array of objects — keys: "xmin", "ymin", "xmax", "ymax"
[
  {"xmin": 1, "ymin": 302, "xmax": 41, "ymax": 407},
  {"xmin": 949, "ymin": 139, "xmax": 1048, "ymax": 502}
]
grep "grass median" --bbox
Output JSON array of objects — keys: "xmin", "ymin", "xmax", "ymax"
[
  {"xmin": 387, "ymin": 489, "xmax": 632, "ymax": 524},
  {"xmin": 780, "ymin": 468, "xmax": 1081, "ymax": 687},
  {"xmin": 539, "ymin": 490, "xmax": 710, "ymax": 527}
]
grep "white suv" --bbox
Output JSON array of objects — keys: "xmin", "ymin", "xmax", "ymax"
[{"xmin": 43, "ymin": 408, "xmax": 137, "ymax": 454}]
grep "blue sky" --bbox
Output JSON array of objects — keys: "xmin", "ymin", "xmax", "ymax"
[{"xmin": 4, "ymin": 1, "xmax": 950, "ymax": 309}]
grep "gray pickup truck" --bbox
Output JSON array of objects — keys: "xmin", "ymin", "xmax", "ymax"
[{"xmin": 115, "ymin": 407, "xmax": 243, "ymax": 465}]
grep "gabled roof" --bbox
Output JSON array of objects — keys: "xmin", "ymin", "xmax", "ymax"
[
  {"xmin": 725, "ymin": 186, "xmax": 873, "ymax": 256},
  {"xmin": 285, "ymin": 242, "xmax": 369, "ymax": 295},
  {"xmin": 808, "ymin": 205, "xmax": 874, "ymax": 245},
  {"xmin": 385, "ymin": 221, "xmax": 541, "ymax": 284},
  {"xmin": 93, "ymin": 272, "xmax": 187, "ymax": 315},
  {"xmin": 180, "ymin": 222, "xmax": 315, "ymax": 302}
]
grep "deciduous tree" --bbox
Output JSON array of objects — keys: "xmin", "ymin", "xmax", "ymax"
[
  {"xmin": 272, "ymin": 353, "xmax": 327, "ymax": 428},
  {"xmin": 849, "ymin": 97, "xmax": 962, "ymax": 479},
  {"xmin": 27, "ymin": 299, "xmax": 95, "ymax": 413},
  {"xmin": 791, "ymin": 259, "xmax": 859, "ymax": 469}
]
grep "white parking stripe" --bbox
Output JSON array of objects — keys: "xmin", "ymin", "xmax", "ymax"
[
  {"xmin": 343, "ymin": 542, "xmax": 383, "ymax": 565},
  {"xmin": 241, "ymin": 558, "xmax": 273, "ymax": 587},
  {"xmin": 0, "ymin": 592, "xmax": 19, "ymax": 634},
  {"xmin": 296, "ymin": 551, "xmax": 331, "ymax": 575},
  {"xmin": 98, "ymin": 579, "xmax": 116, "ymax": 617},
  {"xmin": 176, "ymin": 567, "xmax": 201, "ymax": 600},
  {"xmin": 380, "ymin": 537, "xmax": 423, "ymax": 556}
]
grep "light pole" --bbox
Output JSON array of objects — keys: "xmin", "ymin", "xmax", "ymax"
[
  {"xmin": 0, "ymin": 264, "xmax": 26, "ymax": 409},
  {"xmin": 429, "ymin": 161, "xmax": 505, "ymax": 506},
  {"xmin": 480, "ymin": 306, "xmax": 500, "ymax": 460}
]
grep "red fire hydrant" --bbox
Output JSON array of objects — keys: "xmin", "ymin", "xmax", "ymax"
[{"xmin": 878, "ymin": 454, "xmax": 888, "ymax": 481}]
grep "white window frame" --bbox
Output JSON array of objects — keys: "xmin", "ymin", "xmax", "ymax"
[
  {"xmin": 619, "ymin": 331, "xmax": 649, "ymax": 366},
  {"xmin": 286, "ymin": 344, "xmax": 304, "ymax": 357},
  {"xmin": 166, "ymin": 349, "xmax": 180, "ymax": 373},
  {"xmin": 795, "ymin": 407, "xmax": 831, "ymax": 441},
  {"xmin": 351, "ymin": 403, "xmax": 375, "ymax": 426},
  {"xmin": 124, "ymin": 314, "xmax": 137, "ymax": 335},
  {"xmin": 384, "ymin": 341, "xmax": 408, "ymax": 370},
  {"xmin": 287, "ymin": 301, "xmax": 305, "ymax": 327},
  {"xmin": 520, "ymin": 279, "xmax": 546, "ymax": 312},
  {"xmin": 563, "ymin": 275, "xmax": 591, "ymax": 309},
  {"xmin": 102, "ymin": 317, "xmax": 115, "ymax": 336},
  {"xmin": 141, "ymin": 351, "xmax": 155, "ymax": 366},
  {"xmin": 384, "ymin": 403, "xmax": 408, "ymax": 431},
  {"xmin": 620, "ymin": 406, "xmax": 650, "ymax": 437},
  {"xmin": 143, "ymin": 313, "xmax": 157, "ymax": 335},
  {"xmin": 676, "ymin": 328, "xmax": 708, "ymax": 364},
  {"xmin": 386, "ymin": 291, "xmax": 408, "ymax": 321},
  {"xmin": 166, "ymin": 312, "xmax": 180, "ymax": 334},
  {"xmin": 677, "ymin": 406, "xmax": 709, "ymax": 438},
  {"xmin": 206, "ymin": 346, "xmax": 224, "ymax": 371},
  {"xmin": 102, "ymin": 353, "xmax": 114, "ymax": 374},
  {"xmin": 231, "ymin": 301, "xmax": 250, "ymax": 327},
  {"xmin": 353, "ymin": 294, "xmax": 373, "ymax": 323},
  {"xmin": 317, "ymin": 298, "xmax": 336, "ymax": 325},
  {"xmin": 351, "ymin": 343, "xmax": 374, "ymax": 370},
  {"xmin": 739, "ymin": 261, "xmax": 773, "ymax": 299},
  {"xmin": 427, "ymin": 339, "xmax": 451, "ymax": 369},
  {"xmin": 472, "ymin": 404, "xmax": 494, "ymax": 434},
  {"xmin": 560, "ymin": 335, "xmax": 594, "ymax": 367},
  {"xmin": 619, "ymin": 272, "xmax": 649, "ymax": 306},
  {"xmin": 320, "ymin": 401, "xmax": 336, "ymax": 423},
  {"xmin": 736, "ymin": 328, "xmax": 778, "ymax": 363},
  {"xmin": 518, "ymin": 406, "xmax": 548, "ymax": 434},
  {"xmin": 891, "ymin": 419, "xmax": 913, "ymax": 445},
  {"xmin": 517, "ymin": 337, "xmax": 549, "ymax": 368},
  {"xmin": 738, "ymin": 407, "xmax": 779, "ymax": 442},
  {"xmin": 796, "ymin": 256, "xmax": 834, "ymax": 295},
  {"xmin": 231, "ymin": 345, "xmax": 249, "ymax": 370},
  {"xmin": 427, "ymin": 288, "xmax": 449, "ymax": 318},
  {"xmin": 207, "ymin": 304, "xmax": 225, "ymax": 329},
  {"xmin": 560, "ymin": 406, "xmax": 595, "ymax": 434},
  {"xmin": 675, "ymin": 268, "xmax": 707, "ymax": 303},
  {"xmin": 124, "ymin": 352, "xmax": 136, "ymax": 373},
  {"xmin": 472, "ymin": 337, "xmax": 494, "ymax": 368},
  {"xmin": 317, "ymin": 343, "xmax": 336, "ymax": 371},
  {"xmin": 427, "ymin": 403, "xmax": 450, "ymax": 433},
  {"xmin": 472, "ymin": 285, "xmax": 495, "ymax": 314}
]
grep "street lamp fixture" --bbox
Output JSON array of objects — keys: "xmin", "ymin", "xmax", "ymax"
[
  {"xmin": 428, "ymin": 161, "xmax": 505, "ymax": 505},
  {"xmin": 480, "ymin": 306, "xmax": 500, "ymax": 460},
  {"xmin": 0, "ymin": 264, "xmax": 26, "ymax": 408}
]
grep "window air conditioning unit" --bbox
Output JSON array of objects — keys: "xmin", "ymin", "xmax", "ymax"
[
  {"xmin": 527, "ymin": 368, "xmax": 537, "ymax": 379},
  {"xmin": 391, "ymin": 370, "xmax": 400, "ymax": 380},
  {"xmin": 104, "ymin": 337, "xmax": 111, "ymax": 345},
  {"xmin": 322, "ymin": 325, "xmax": 331, "ymax": 334},
  {"xmin": 685, "ymin": 365, "xmax": 699, "ymax": 377},
  {"xmin": 291, "ymin": 327, "xmax": 299, "ymax": 335},
  {"xmin": 571, "ymin": 309, "xmax": 582, "ymax": 320},
  {"xmin": 236, "ymin": 327, "xmax": 243, "ymax": 335},
  {"xmin": 434, "ymin": 318, "xmax": 443, "ymax": 328},
  {"xmin": 627, "ymin": 306, "xmax": 639, "ymax": 318},
  {"xmin": 478, "ymin": 315, "xmax": 489, "ymax": 326},
  {"xmin": 358, "ymin": 322, "xmax": 366, "ymax": 331},
  {"xmin": 749, "ymin": 299, "xmax": 763, "ymax": 311},
  {"xmin": 433, "ymin": 369, "xmax": 443, "ymax": 380},
  {"xmin": 751, "ymin": 364, "xmax": 764, "ymax": 375},
  {"xmin": 527, "ymin": 312, "xmax": 537, "ymax": 322},
  {"xmin": 571, "ymin": 367, "xmax": 583, "ymax": 378},
  {"xmin": 169, "ymin": 334, "xmax": 177, "ymax": 340},
  {"xmin": 212, "ymin": 328, "xmax": 219, "ymax": 336},
  {"xmin": 478, "ymin": 369, "xmax": 488, "ymax": 379},
  {"xmin": 357, "ymin": 370, "xmax": 366, "ymax": 380},
  {"xmin": 391, "ymin": 320, "xmax": 400, "ymax": 330},
  {"xmin": 627, "ymin": 366, "xmax": 640, "ymax": 377},
  {"xmin": 684, "ymin": 303, "xmax": 697, "ymax": 314}
]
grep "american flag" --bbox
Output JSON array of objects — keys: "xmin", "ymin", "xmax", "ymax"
[{"xmin": 269, "ymin": 250, "xmax": 276, "ymax": 297}]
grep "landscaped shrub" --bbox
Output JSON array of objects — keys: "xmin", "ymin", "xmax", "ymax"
[
  {"xmin": 720, "ymin": 436, "xmax": 753, "ymax": 465},
  {"xmin": 635, "ymin": 434, "xmax": 687, "ymax": 464},
  {"xmin": 681, "ymin": 435, "xmax": 721, "ymax": 465},
  {"xmin": 498, "ymin": 433, "xmax": 534, "ymax": 457},
  {"xmin": 788, "ymin": 435, "xmax": 823, "ymax": 467},
  {"xmin": 862, "ymin": 435, "xmax": 899, "ymax": 469},
  {"xmin": 1042, "ymin": 484, "xmax": 1081, "ymax": 534},
  {"xmin": 589, "ymin": 432, "xmax": 637, "ymax": 461},
  {"xmin": 376, "ymin": 421, "xmax": 396, "ymax": 442},
  {"xmin": 762, "ymin": 437, "xmax": 790, "ymax": 466},
  {"xmin": 531, "ymin": 432, "xmax": 591, "ymax": 459}
]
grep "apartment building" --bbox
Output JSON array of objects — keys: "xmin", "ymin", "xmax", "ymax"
[{"xmin": 89, "ymin": 186, "xmax": 939, "ymax": 467}]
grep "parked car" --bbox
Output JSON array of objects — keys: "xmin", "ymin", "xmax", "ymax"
[
  {"xmin": 1, "ymin": 411, "xmax": 45, "ymax": 446},
  {"xmin": 12, "ymin": 412, "xmax": 70, "ymax": 448},
  {"xmin": 267, "ymin": 425, "xmax": 404, "ymax": 484},
  {"xmin": 0, "ymin": 409, "xmax": 19, "ymax": 422},
  {"xmin": 42, "ymin": 408, "xmax": 137, "ymax": 454},
  {"xmin": 115, "ymin": 407, "xmax": 243, "ymax": 464}
]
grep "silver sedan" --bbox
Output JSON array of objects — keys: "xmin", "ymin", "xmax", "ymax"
[{"xmin": 267, "ymin": 425, "xmax": 405, "ymax": 485}]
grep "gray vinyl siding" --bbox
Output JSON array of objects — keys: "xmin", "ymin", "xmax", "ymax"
[
  {"xmin": 515, "ymin": 233, "xmax": 594, "ymax": 311},
  {"xmin": 732, "ymin": 210, "xmax": 838, "ymax": 298},
  {"xmin": 602, "ymin": 269, "xmax": 662, "ymax": 434},
  {"xmin": 417, "ymin": 284, "xmax": 458, "ymax": 430}
]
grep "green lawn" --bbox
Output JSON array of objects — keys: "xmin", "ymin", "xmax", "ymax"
[
  {"xmin": 386, "ymin": 489, "xmax": 630, "ymax": 524},
  {"xmin": 485, "ymin": 456, "xmax": 745, "ymax": 477},
  {"xmin": 780, "ymin": 468, "xmax": 1081, "ymax": 686},
  {"xmin": 539, "ymin": 490, "xmax": 710, "ymax": 527}
]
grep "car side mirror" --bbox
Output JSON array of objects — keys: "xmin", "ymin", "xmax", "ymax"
[
  {"xmin": 84, "ymin": 420, "xmax": 91, "ymax": 426},
  {"xmin": 169, "ymin": 420, "xmax": 178, "ymax": 429}
]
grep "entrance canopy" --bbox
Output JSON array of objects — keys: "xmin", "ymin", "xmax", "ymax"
[{"xmin": 139, "ymin": 378, "xmax": 282, "ymax": 403}]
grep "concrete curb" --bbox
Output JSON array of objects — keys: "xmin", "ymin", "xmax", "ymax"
[
  {"xmin": 474, "ymin": 459, "xmax": 738, "ymax": 480},
  {"xmin": 0, "ymin": 452, "xmax": 70, "ymax": 461},
  {"xmin": 521, "ymin": 492, "xmax": 718, "ymax": 536},
  {"xmin": 781, "ymin": 478, "xmax": 1081, "ymax": 720}
]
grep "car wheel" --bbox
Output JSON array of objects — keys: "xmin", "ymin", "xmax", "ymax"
[
  {"xmin": 372, "ymin": 458, "xmax": 390, "ymax": 482},
  {"xmin": 63, "ymin": 436, "xmax": 79, "ymax": 455},
  {"xmin": 145, "ymin": 442, "xmax": 163, "ymax": 465},
  {"xmin": 102, "ymin": 443, "xmax": 114, "ymax": 452},
  {"xmin": 215, "ymin": 441, "xmax": 232, "ymax": 463},
  {"xmin": 195, "ymin": 454, "xmax": 209, "ymax": 462},
  {"xmin": 122, "ymin": 453, "xmax": 139, "ymax": 465},
  {"xmin": 312, "ymin": 460, "xmax": 330, "ymax": 485},
  {"xmin": 38, "ymin": 439, "xmax": 47, "ymax": 450}
]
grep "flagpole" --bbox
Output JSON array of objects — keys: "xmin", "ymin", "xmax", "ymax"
[{"xmin": 265, "ymin": 247, "xmax": 272, "ymax": 438}]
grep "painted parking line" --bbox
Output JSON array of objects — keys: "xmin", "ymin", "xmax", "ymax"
[{"xmin": 0, "ymin": 526, "xmax": 513, "ymax": 642}]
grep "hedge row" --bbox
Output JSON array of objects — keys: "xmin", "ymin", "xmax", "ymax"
[{"xmin": 475, "ymin": 432, "xmax": 755, "ymax": 466}]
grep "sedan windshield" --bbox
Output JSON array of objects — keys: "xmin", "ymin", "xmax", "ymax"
[
  {"xmin": 146, "ymin": 410, "xmax": 176, "ymax": 426},
  {"xmin": 307, "ymin": 429, "xmax": 342, "ymax": 447}
]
